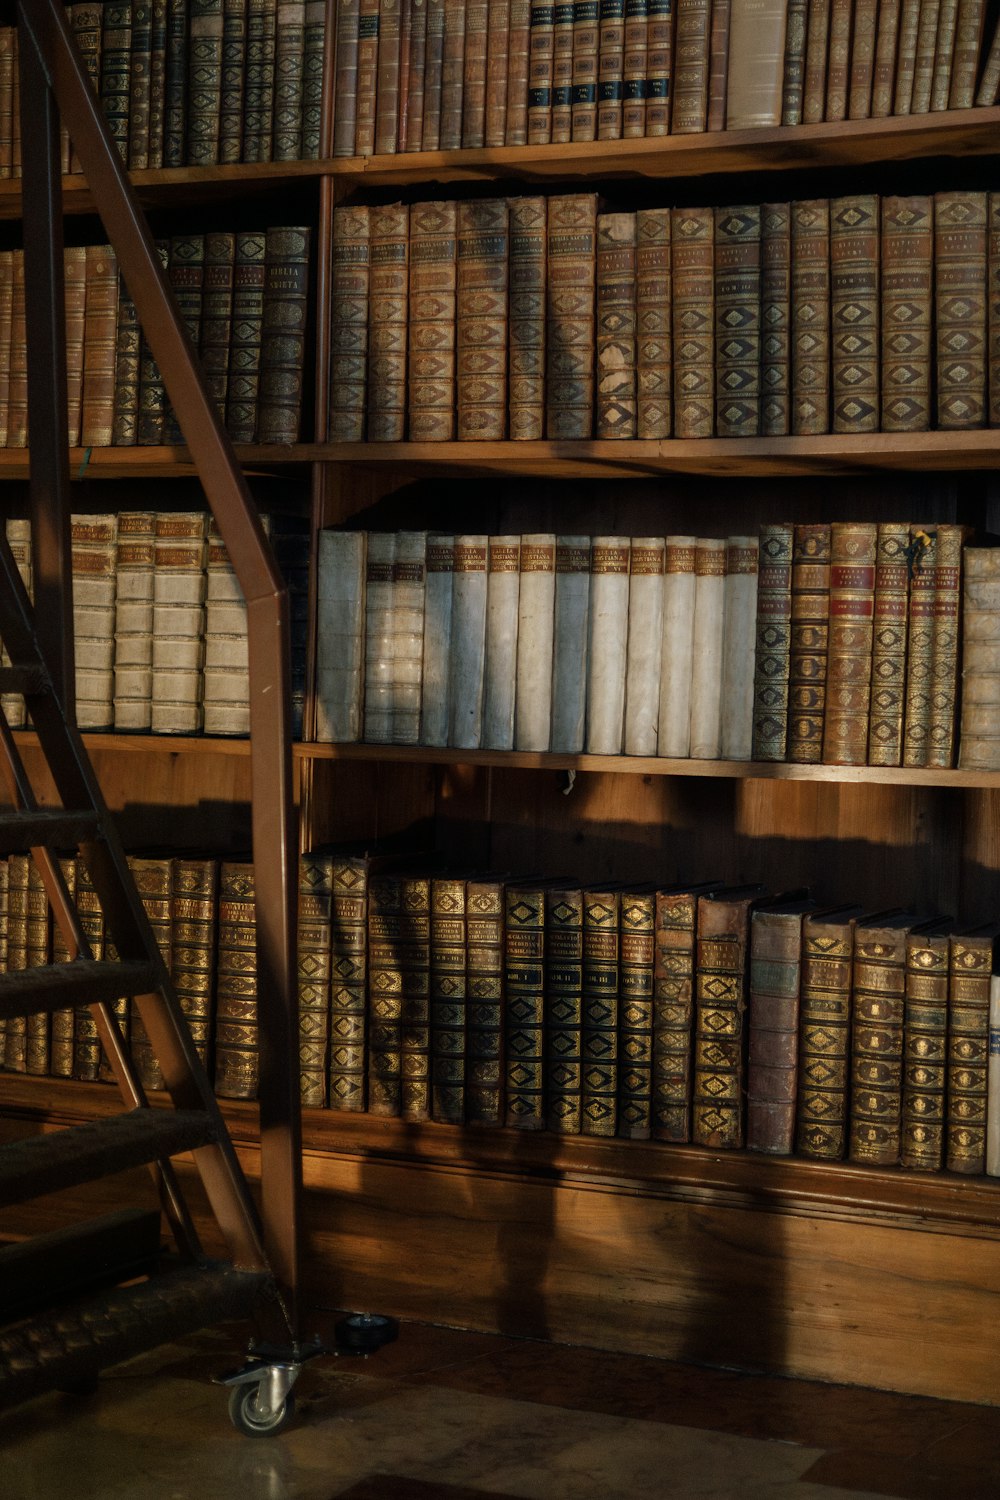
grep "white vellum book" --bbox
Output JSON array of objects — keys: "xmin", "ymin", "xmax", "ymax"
[
  {"xmin": 689, "ymin": 538, "xmax": 727, "ymax": 759},
  {"xmin": 550, "ymin": 536, "xmax": 591, "ymax": 754},
  {"xmin": 449, "ymin": 535, "xmax": 489, "ymax": 748},
  {"xmin": 315, "ymin": 529, "xmax": 366, "ymax": 742},
  {"xmin": 113, "ymin": 511, "xmax": 156, "ymax": 732},
  {"xmin": 657, "ymin": 537, "xmax": 697, "ymax": 758},
  {"xmin": 482, "ymin": 535, "xmax": 521, "ymax": 750},
  {"xmin": 988, "ymin": 974, "xmax": 1000, "ymax": 1176},
  {"xmin": 515, "ymin": 533, "xmax": 557, "ymax": 751},
  {"xmin": 72, "ymin": 513, "xmax": 118, "ymax": 731},
  {"xmin": 391, "ymin": 530, "xmax": 427, "ymax": 745},
  {"xmin": 363, "ymin": 531, "xmax": 396, "ymax": 744},
  {"xmin": 420, "ymin": 535, "xmax": 455, "ymax": 747},
  {"xmin": 586, "ymin": 536, "xmax": 631, "ymax": 754},
  {"xmin": 150, "ymin": 512, "xmax": 208, "ymax": 736},
  {"xmin": 624, "ymin": 537, "xmax": 664, "ymax": 756},
  {"xmin": 720, "ymin": 534, "xmax": 759, "ymax": 760}
]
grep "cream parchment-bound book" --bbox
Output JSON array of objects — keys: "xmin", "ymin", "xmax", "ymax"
[
  {"xmin": 550, "ymin": 534, "xmax": 591, "ymax": 753},
  {"xmin": 586, "ymin": 535, "xmax": 631, "ymax": 755},
  {"xmin": 449, "ymin": 535, "xmax": 489, "ymax": 748},
  {"xmin": 689, "ymin": 537, "xmax": 727, "ymax": 759},
  {"xmin": 71, "ymin": 512, "xmax": 118, "ymax": 732},
  {"xmin": 113, "ymin": 511, "xmax": 156, "ymax": 731},
  {"xmin": 482, "ymin": 534, "xmax": 521, "ymax": 750},
  {"xmin": 515, "ymin": 533, "xmax": 556, "ymax": 752},
  {"xmin": 420, "ymin": 533, "xmax": 454, "ymax": 746},
  {"xmin": 624, "ymin": 536, "xmax": 664, "ymax": 757},
  {"xmin": 315, "ymin": 528, "xmax": 367, "ymax": 743},
  {"xmin": 658, "ymin": 536, "xmax": 697, "ymax": 759},
  {"xmin": 150, "ymin": 511, "xmax": 208, "ymax": 735},
  {"xmin": 720, "ymin": 534, "xmax": 759, "ymax": 760}
]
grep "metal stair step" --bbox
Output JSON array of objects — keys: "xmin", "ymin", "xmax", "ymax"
[
  {"xmin": 0, "ymin": 1209, "xmax": 161, "ymax": 1323},
  {"xmin": 0, "ymin": 666, "xmax": 46, "ymax": 696},
  {"xmin": 0, "ymin": 1261, "xmax": 272, "ymax": 1410},
  {"xmin": 0, "ymin": 808, "xmax": 100, "ymax": 852},
  {"xmin": 0, "ymin": 958, "xmax": 159, "ymax": 1022},
  {"xmin": 0, "ymin": 1108, "xmax": 218, "ymax": 1207}
]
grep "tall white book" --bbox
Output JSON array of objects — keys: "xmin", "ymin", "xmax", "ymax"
[
  {"xmin": 392, "ymin": 530, "xmax": 427, "ymax": 745},
  {"xmin": 363, "ymin": 531, "xmax": 396, "ymax": 744},
  {"xmin": 550, "ymin": 536, "xmax": 591, "ymax": 754},
  {"xmin": 449, "ymin": 535, "xmax": 489, "ymax": 749},
  {"xmin": 689, "ymin": 538, "xmax": 727, "ymax": 759},
  {"xmin": 515, "ymin": 533, "xmax": 557, "ymax": 752},
  {"xmin": 71, "ymin": 513, "xmax": 118, "ymax": 731},
  {"xmin": 658, "ymin": 536, "xmax": 697, "ymax": 759},
  {"xmin": 420, "ymin": 535, "xmax": 454, "ymax": 747},
  {"xmin": 624, "ymin": 537, "xmax": 665, "ymax": 757},
  {"xmin": 720, "ymin": 534, "xmax": 760, "ymax": 760},
  {"xmin": 202, "ymin": 515, "xmax": 272, "ymax": 737},
  {"xmin": 113, "ymin": 512, "xmax": 156, "ymax": 731},
  {"xmin": 586, "ymin": 536, "xmax": 631, "ymax": 755},
  {"xmin": 315, "ymin": 528, "xmax": 367, "ymax": 743},
  {"xmin": 2, "ymin": 518, "xmax": 32, "ymax": 729},
  {"xmin": 482, "ymin": 535, "xmax": 521, "ymax": 750},
  {"xmin": 150, "ymin": 511, "xmax": 209, "ymax": 735}
]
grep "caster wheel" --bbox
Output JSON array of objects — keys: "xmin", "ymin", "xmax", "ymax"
[
  {"xmin": 334, "ymin": 1312, "xmax": 400, "ymax": 1355},
  {"xmin": 228, "ymin": 1381, "xmax": 297, "ymax": 1437}
]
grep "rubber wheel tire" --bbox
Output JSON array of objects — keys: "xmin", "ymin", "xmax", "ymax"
[{"xmin": 228, "ymin": 1382, "xmax": 297, "ymax": 1437}]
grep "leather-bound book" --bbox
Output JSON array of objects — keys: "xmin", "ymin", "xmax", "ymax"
[
  {"xmin": 545, "ymin": 883, "xmax": 584, "ymax": 1133},
  {"xmin": 581, "ymin": 885, "xmax": 621, "ymax": 1137},
  {"xmin": 706, "ymin": 0, "xmax": 731, "ymax": 130},
  {"xmin": 2, "ymin": 853, "xmax": 29, "ymax": 1073},
  {"xmin": 421, "ymin": 0, "xmax": 446, "ymax": 146},
  {"xmin": 947, "ymin": 921, "xmax": 1000, "ymax": 1174},
  {"xmin": 787, "ymin": 522, "xmax": 830, "ymax": 765},
  {"xmin": 509, "ymin": 195, "xmax": 547, "ymax": 442},
  {"xmin": 333, "ymin": 0, "xmax": 362, "ymax": 154},
  {"xmin": 187, "ymin": 0, "xmax": 224, "ymax": 163},
  {"xmin": 822, "ymin": 521, "xmax": 877, "ymax": 766},
  {"xmin": 258, "ymin": 223, "xmax": 311, "ymax": 443},
  {"xmin": 7, "ymin": 251, "xmax": 25, "ymax": 448},
  {"xmin": 397, "ymin": 0, "xmax": 413, "ymax": 148},
  {"xmin": 0, "ymin": 859, "xmax": 9, "ymax": 1064},
  {"xmin": 991, "ymin": 974, "xmax": 1000, "ymax": 1175},
  {"xmin": 644, "ymin": 0, "xmax": 672, "ymax": 133},
  {"xmin": 217, "ymin": 0, "xmax": 247, "ymax": 163},
  {"xmin": 551, "ymin": 535, "xmax": 591, "ymax": 753},
  {"xmin": 316, "ymin": 529, "xmax": 366, "ymax": 743},
  {"xmin": 571, "ymin": 0, "xmax": 600, "ymax": 140},
  {"xmin": 505, "ymin": 878, "xmax": 548, "ymax": 1129},
  {"xmin": 802, "ymin": 0, "xmax": 831, "ymax": 121},
  {"xmin": 893, "ymin": 0, "xmax": 922, "ymax": 111},
  {"xmin": 430, "ymin": 874, "xmax": 467, "ymax": 1124},
  {"xmin": 930, "ymin": 0, "xmax": 960, "ymax": 108},
  {"xmin": 689, "ymin": 537, "xmax": 726, "ymax": 759},
  {"xmin": 720, "ymin": 535, "xmax": 759, "ymax": 761},
  {"xmin": 515, "ymin": 533, "xmax": 557, "ymax": 751},
  {"xmin": 747, "ymin": 896, "xmax": 815, "ymax": 1155},
  {"xmin": 935, "ymin": 190, "xmax": 987, "ymax": 430},
  {"xmin": 71, "ymin": 857, "xmax": 107, "ymax": 1081},
  {"xmin": 596, "ymin": 211, "xmax": 638, "ymax": 439},
  {"xmin": 751, "ymin": 521, "xmax": 793, "ymax": 763},
  {"xmin": 375, "ymin": 0, "xmax": 403, "ymax": 152},
  {"xmin": 462, "ymin": 0, "xmax": 489, "ymax": 145},
  {"xmin": 225, "ymin": 229, "xmax": 267, "ymax": 444},
  {"xmin": 848, "ymin": 0, "xmax": 879, "ymax": 115},
  {"xmin": 408, "ymin": 199, "xmax": 457, "ymax": 442},
  {"xmin": 245, "ymin": 0, "xmax": 278, "ymax": 161},
  {"xmin": 911, "ymin": 0, "xmax": 942, "ymax": 111},
  {"xmin": 298, "ymin": 849, "xmax": 333, "ymax": 1108},
  {"xmin": 456, "ymin": 197, "xmax": 509, "ymax": 442},
  {"xmin": 128, "ymin": 0, "xmax": 154, "ymax": 169},
  {"xmin": 404, "ymin": 0, "xmax": 429, "ymax": 150},
  {"xmin": 927, "ymin": 523, "xmax": 967, "ymax": 769},
  {"xmin": 585, "ymin": 536, "xmax": 630, "ymax": 754},
  {"xmin": 420, "ymin": 534, "xmax": 454, "ymax": 745},
  {"xmin": 880, "ymin": 195, "xmax": 932, "ymax": 433},
  {"xmin": 63, "ymin": 245, "xmax": 87, "ymax": 448},
  {"xmin": 795, "ymin": 905, "xmax": 866, "ymax": 1158},
  {"xmin": 636, "ymin": 207, "xmax": 671, "ymax": 440},
  {"xmin": 831, "ymin": 194, "xmax": 880, "ymax": 434},
  {"xmin": 71, "ymin": 513, "xmax": 118, "ymax": 732},
  {"xmin": 959, "ymin": 546, "xmax": 1000, "ymax": 771},
  {"xmin": 624, "ymin": 537, "xmax": 664, "ymax": 756},
  {"xmin": 328, "ymin": 852, "xmax": 373, "ymax": 1112},
  {"xmin": 672, "ymin": 0, "xmax": 711, "ymax": 130},
  {"xmin": 483, "ymin": 534, "xmax": 520, "ymax": 751},
  {"xmin": 440, "ymin": 0, "xmax": 467, "ymax": 149},
  {"xmin": 657, "ymin": 536, "xmax": 696, "ymax": 758},
  {"xmin": 354, "ymin": 0, "xmax": 380, "ymax": 156},
  {"xmin": 48, "ymin": 856, "xmax": 76, "ymax": 1080},
  {"xmin": 949, "ymin": 0, "xmax": 987, "ymax": 106},
  {"xmin": 199, "ymin": 230, "xmax": 236, "ymax": 423},
  {"xmin": 164, "ymin": 0, "xmax": 191, "ymax": 167},
  {"xmin": 113, "ymin": 512, "xmax": 156, "ymax": 731},
  {"xmin": 22, "ymin": 858, "xmax": 51, "ymax": 1078},
  {"xmin": 506, "ymin": 0, "xmax": 533, "ymax": 144},
  {"xmin": 597, "ymin": 0, "xmax": 626, "ymax": 139},
  {"xmin": 781, "ymin": 0, "xmax": 809, "ymax": 122},
  {"xmin": 546, "ymin": 193, "xmax": 598, "ymax": 440},
  {"xmin": 0, "ymin": 32, "xmax": 13, "ymax": 179},
  {"xmin": 849, "ymin": 910, "xmax": 919, "ymax": 1167},
  {"xmin": 68, "ymin": 2, "xmax": 104, "ymax": 174},
  {"xmin": 449, "ymin": 536, "xmax": 489, "ymax": 748},
  {"xmin": 870, "ymin": 0, "xmax": 902, "ymax": 115},
  {"xmin": 824, "ymin": 0, "xmax": 853, "ymax": 119},
  {"xmin": 366, "ymin": 872, "xmax": 409, "ymax": 1117},
  {"xmin": 127, "ymin": 855, "xmax": 173, "ymax": 1092},
  {"xmin": 901, "ymin": 524, "xmax": 937, "ymax": 768},
  {"xmin": 398, "ymin": 872, "xmax": 433, "ymax": 1123},
  {"xmin": 171, "ymin": 856, "xmax": 218, "ymax": 1074},
  {"xmin": 164, "ymin": 233, "xmax": 206, "ymax": 445},
  {"xmin": 465, "ymin": 874, "xmax": 505, "ymax": 1125},
  {"xmin": 367, "ymin": 203, "xmax": 409, "ymax": 443},
  {"xmin": 900, "ymin": 918, "xmax": 952, "ymax": 1171},
  {"xmin": 551, "ymin": 0, "xmax": 576, "ymax": 140},
  {"xmin": 150, "ymin": 510, "xmax": 208, "ymax": 735},
  {"xmin": 81, "ymin": 245, "xmax": 120, "ymax": 449},
  {"xmin": 652, "ymin": 883, "xmax": 715, "ymax": 1142},
  {"xmin": 137, "ymin": 240, "xmax": 170, "ymax": 446},
  {"xmin": 791, "ymin": 198, "xmax": 830, "ymax": 436},
  {"xmin": 272, "ymin": 0, "xmax": 305, "ymax": 161},
  {"xmin": 671, "ymin": 205, "xmax": 715, "ymax": 438},
  {"xmin": 528, "ymin": 0, "xmax": 556, "ymax": 141},
  {"xmin": 0, "ymin": 252, "xmax": 12, "ymax": 448},
  {"xmin": 714, "ymin": 204, "xmax": 761, "ymax": 438},
  {"xmin": 726, "ymin": 0, "xmax": 788, "ymax": 127},
  {"xmin": 618, "ymin": 886, "xmax": 656, "ymax": 1139},
  {"xmin": 214, "ymin": 861, "xmax": 259, "ymax": 1099},
  {"xmin": 866, "ymin": 521, "xmax": 910, "ymax": 767},
  {"xmin": 100, "ymin": 1, "xmax": 133, "ymax": 162},
  {"xmin": 990, "ymin": 193, "xmax": 1000, "ymax": 428},
  {"xmin": 485, "ymin": 0, "xmax": 512, "ymax": 145},
  {"xmin": 622, "ymin": 0, "xmax": 648, "ymax": 137},
  {"xmin": 693, "ymin": 884, "xmax": 767, "ymax": 1149}
]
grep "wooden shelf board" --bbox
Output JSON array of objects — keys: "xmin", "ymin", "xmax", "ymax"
[
  {"xmin": 0, "ymin": 445, "xmax": 317, "ymax": 479},
  {"xmin": 320, "ymin": 431, "xmax": 1000, "ymax": 477},
  {"xmin": 329, "ymin": 108, "xmax": 1000, "ymax": 186},
  {"xmin": 0, "ymin": 160, "xmax": 328, "ymax": 219}
]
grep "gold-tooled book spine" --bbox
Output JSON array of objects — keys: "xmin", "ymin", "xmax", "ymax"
[
  {"xmin": 824, "ymin": 0, "xmax": 852, "ymax": 120},
  {"xmin": 399, "ymin": 874, "xmax": 432, "ymax": 1123},
  {"xmin": 137, "ymin": 240, "xmax": 170, "ymax": 446},
  {"xmin": 636, "ymin": 207, "xmax": 671, "ymax": 439},
  {"xmin": 112, "ymin": 275, "xmax": 141, "ymax": 446},
  {"xmin": 866, "ymin": 521, "xmax": 910, "ymax": 766},
  {"xmin": 465, "ymin": 877, "xmax": 505, "ymax": 1125},
  {"xmin": 927, "ymin": 524, "xmax": 966, "ymax": 769},
  {"xmin": 68, "ymin": 3, "xmax": 103, "ymax": 174},
  {"xmin": 581, "ymin": 886, "xmax": 620, "ymax": 1137},
  {"xmin": 408, "ymin": 200, "xmax": 457, "ymax": 442},
  {"xmin": 911, "ymin": 0, "xmax": 942, "ymax": 112},
  {"xmin": 619, "ymin": 888, "xmax": 655, "ymax": 1140},
  {"xmin": 0, "ymin": 253, "xmax": 14, "ymax": 449},
  {"xmin": 652, "ymin": 888, "xmax": 699, "ymax": 1142},
  {"xmin": 405, "ymin": 0, "xmax": 430, "ymax": 151},
  {"xmin": 781, "ymin": 0, "xmax": 808, "ymax": 123},
  {"xmin": 100, "ymin": 1, "xmax": 133, "ymax": 161},
  {"xmin": 171, "ymin": 856, "xmax": 217, "ymax": 1073},
  {"xmin": 791, "ymin": 199, "xmax": 830, "ymax": 435},
  {"xmin": 902, "ymin": 524, "xmax": 937, "ymax": 768},
  {"xmin": 849, "ymin": 920, "xmax": 912, "ymax": 1166},
  {"xmin": 946, "ymin": 929, "xmax": 997, "ymax": 1173},
  {"xmin": 303, "ymin": 0, "xmax": 327, "ymax": 158},
  {"xmin": 893, "ymin": 0, "xmax": 922, "ymax": 112},
  {"xmin": 989, "ymin": 193, "xmax": 1000, "ymax": 428},
  {"xmin": 598, "ymin": 0, "xmax": 626, "ymax": 139},
  {"xmin": 547, "ymin": 193, "xmax": 598, "ymax": 440},
  {"xmin": 430, "ymin": 875, "xmax": 467, "ymax": 1124},
  {"xmin": 298, "ymin": 851, "xmax": 333, "ymax": 1109},
  {"xmin": 396, "ymin": 0, "xmax": 413, "ymax": 149},
  {"xmin": 787, "ymin": 521, "xmax": 831, "ymax": 764},
  {"xmin": 164, "ymin": 0, "xmax": 192, "ymax": 167},
  {"xmin": 128, "ymin": 855, "xmax": 173, "ymax": 1093},
  {"xmin": 672, "ymin": 0, "xmax": 711, "ymax": 130},
  {"xmin": 3, "ymin": 853, "xmax": 28, "ymax": 1073},
  {"xmin": 644, "ymin": 0, "xmax": 671, "ymax": 135},
  {"xmin": 622, "ymin": 0, "xmax": 648, "ymax": 137},
  {"xmin": 49, "ymin": 857, "xmax": 77, "ymax": 1080},
  {"xmin": 421, "ymin": 0, "xmax": 446, "ymax": 147},
  {"xmin": 73, "ymin": 857, "xmax": 108, "ymax": 1082},
  {"xmin": 935, "ymin": 190, "xmax": 988, "ymax": 429},
  {"xmin": 485, "ymin": 0, "xmax": 512, "ymax": 145},
  {"xmin": 367, "ymin": 873, "xmax": 405, "ymax": 1117},
  {"xmin": 366, "ymin": 205, "xmax": 409, "ymax": 443},
  {"xmin": 0, "ymin": 32, "xmax": 13, "ymax": 180},
  {"xmin": 329, "ymin": 856, "xmax": 370, "ymax": 1113},
  {"xmin": 375, "ymin": 0, "xmax": 403, "ymax": 153},
  {"xmin": 258, "ymin": 224, "xmax": 311, "ymax": 444},
  {"xmin": 671, "ymin": 206, "xmax": 714, "ymax": 438},
  {"xmin": 246, "ymin": 0, "xmax": 278, "ymax": 161},
  {"xmin": 329, "ymin": 205, "xmax": 370, "ymax": 443},
  {"xmin": 186, "ymin": 0, "xmax": 223, "ymax": 164},
  {"xmin": 831, "ymin": 194, "xmax": 880, "ymax": 434},
  {"xmin": 706, "ymin": 0, "xmax": 731, "ymax": 132},
  {"xmin": 164, "ymin": 233, "xmax": 206, "ymax": 443},
  {"xmin": 505, "ymin": 882, "xmax": 547, "ymax": 1129},
  {"xmin": 930, "ymin": 0, "xmax": 960, "ymax": 108},
  {"xmin": 225, "ymin": 230, "xmax": 267, "ymax": 443},
  {"xmin": 571, "ymin": 0, "xmax": 600, "ymax": 141},
  {"xmin": 528, "ymin": 0, "xmax": 556, "ymax": 142},
  {"xmin": 23, "ymin": 861, "xmax": 50, "ymax": 1079},
  {"xmin": 880, "ymin": 195, "xmax": 933, "ymax": 433},
  {"xmin": 509, "ymin": 196, "xmax": 548, "ymax": 441},
  {"xmin": 747, "ymin": 908, "xmax": 809, "ymax": 1155},
  {"xmin": 870, "ymin": 0, "xmax": 901, "ymax": 116},
  {"xmin": 506, "ymin": 0, "xmax": 533, "ymax": 145},
  {"xmin": 545, "ymin": 884, "xmax": 584, "ymax": 1134},
  {"xmin": 801, "ymin": 0, "xmax": 830, "ymax": 122},
  {"xmin": 218, "ymin": 0, "xmax": 247, "ymax": 163},
  {"xmin": 333, "ymin": 0, "xmax": 362, "ymax": 155},
  {"xmin": 761, "ymin": 202, "xmax": 791, "ymax": 437},
  {"xmin": 63, "ymin": 246, "xmax": 87, "ymax": 448},
  {"xmin": 551, "ymin": 0, "xmax": 576, "ymax": 140},
  {"xmin": 900, "ymin": 927, "xmax": 949, "ymax": 1171},
  {"xmin": 440, "ymin": 0, "xmax": 467, "ymax": 150},
  {"xmin": 215, "ymin": 862, "xmax": 259, "ymax": 1101},
  {"xmin": 8, "ymin": 252, "xmax": 27, "ymax": 448},
  {"xmin": 457, "ymin": 198, "xmax": 509, "ymax": 441},
  {"xmin": 693, "ymin": 891, "xmax": 758, "ymax": 1149},
  {"xmin": 950, "ymin": 0, "xmax": 986, "ymax": 107},
  {"xmin": 848, "ymin": 0, "xmax": 879, "ymax": 116},
  {"xmin": 821, "ymin": 521, "xmax": 877, "ymax": 766},
  {"xmin": 200, "ymin": 230, "xmax": 236, "ymax": 423},
  {"xmin": 354, "ymin": 0, "xmax": 380, "ymax": 157},
  {"xmin": 751, "ymin": 521, "xmax": 793, "ymax": 762},
  {"xmin": 462, "ymin": 0, "xmax": 489, "ymax": 146},
  {"xmin": 81, "ymin": 245, "xmax": 120, "ymax": 449},
  {"xmin": 596, "ymin": 211, "xmax": 638, "ymax": 439},
  {"xmin": 714, "ymin": 204, "xmax": 761, "ymax": 439}
]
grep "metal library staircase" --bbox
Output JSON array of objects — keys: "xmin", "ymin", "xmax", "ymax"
[{"xmin": 0, "ymin": 0, "xmax": 308, "ymax": 1433}]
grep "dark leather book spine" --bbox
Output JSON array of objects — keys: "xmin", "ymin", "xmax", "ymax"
[
  {"xmin": 128, "ymin": 0, "xmax": 154, "ymax": 169},
  {"xmin": 328, "ymin": 854, "xmax": 370, "ymax": 1112},
  {"xmin": 225, "ymin": 229, "xmax": 267, "ymax": 443},
  {"xmin": 163, "ymin": 0, "xmax": 190, "ymax": 167},
  {"xmin": 671, "ymin": 204, "xmax": 714, "ymax": 438},
  {"xmin": 457, "ymin": 197, "xmax": 508, "ymax": 441},
  {"xmin": 242, "ymin": 0, "xmax": 277, "ymax": 161},
  {"xmin": 546, "ymin": 193, "xmax": 598, "ymax": 440},
  {"xmin": 218, "ymin": 0, "xmax": 248, "ymax": 163},
  {"xmin": 935, "ymin": 190, "xmax": 988, "ymax": 430},
  {"xmin": 422, "ymin": 0, "xmax": 446, "ymax": 147},
  {"xmin": 397, "ymin": 0, "xmax": 413, "ymax": 147},
  {"xmin": 170, "ymin": 856, "xmax": 218, "ymax": 1074},
  {"xmin": 870, "ymin": 0, "xmax": 901, "ymax": 115},
  {"xmin": 693, "ymin": 890, "xmax": 760, "ymax": 1149},
  {"xmin": 990, "ymin": 192, "xmax": 1000, "ymax": 429},
  {"xmin": 137, "ymin": 240, "xmax": 171, "ymax": 446},
  {"xmin": 672, "ymin": 0, "xmax": 711, "ymax": 130},
  {"xmin": 866, "ymin": 521, "xmax": 910, "ymax": 766},
  {"xmin": 596, "ymin": 210, "xmax": 638, "ymax": 439},
  {"xmin": 367, "ymin": 203, "xmax": 409, "ymax": 442},
  {"xmin": 796, "ymin": 911, "xmax": 856, "ymax": 1158},
  {"xmin": 430, "ymin": 875, "xmax": 466, "ymax": 1124},
  {"xmin": 705, "ymin": 0, "xmax": 730, "ymax": 129},
  {"xmin": 651, "ymin": 888, "xmax": 698, "ymax": 1142},
  {"xmin": 714, "ymin": 203, "xmax": 761, "ymax": 438},
  {"xmin": 333, "ymin": 0, "xmax": 362, "ymax": 154},
  {"xmin": 849, "ymin": 919, "xmax": 912, "ymax": 1167},
  {"xmin": 528, "ymin": 0, "xmax": 555, "ymax": 142},
  {"xmin": 440, "ymin": 0, "xmax": 467, "ymax": 148},
  {"xmin": 408, "ymin": 199, "xmax": 457, "ymax": 441},
  {"xmin": 597, "ymin": 0, "xmax": 626, "ymax": 139},
  {"xmin": 397, "ymin": 874, "xmax": 432, "ymax": 1121},
  {"xmin": 581, "ymin": 886, "xmax": 620, "ymax": 1137},
  {"xmin": 506, "ymin": 0, "xmax": 532, "ymax": 143},
  {"xmin": 68, "ymin": 3, "xmax": 104, "ymax": 175},
  {"xmin": 367, "ymin": 872, "xmax": 404, "ymax": 1116},
  {"xmin": 787, "ymin": 522, "xmax": 831, "ymax": 765},
  {"xmin": 545, "ymin": 884, "xmax": 584, "ymax": 1134},
  {"xmin": 273, "ymin": 0, "xmax": 306, "ymax": 159},
  {"xmin": 128, "ymin": 856, "xmax": 173, "ymax": 1093},
  {"xmin": 200, "ymin": 229, "xmax": 237, "ymax": 423},
  {"xmin": 881, "ymin": 194, "xmax": 932, "ymax": 433},
  {"xmin": 900, "ymin": 927, "xmax": 949, "ymax": 1171},
  {"xmin": 462, "ymin": 0, "xmax": 489, "ymax": 145},
  {"xmin": 7, "ymin": 251, "xmax": 26, "ymax": 448},
  {"xmin": 509, "ymin": 195, "xmax": 548, "ymax": 441},
  {"xmin": 49, "ymin": 857, "xmax": 76, "ymax": 1079},
  {"xmin": 100, "ymin": 2, "xmax": 134, "ymax": 163},
  {"xmin": 298, "ymin": 851, "xmax": 333, "ymax": 1109},
  {"xmin": 831, "ymin": 193, "xmax": 880, "ymax": 434},
  {"xmin": 781, "ymin": 0, "xmax": 808, "ymax": 122},
  {"xmin": 187, "ymin": 0, "xmax": 224, "ymax": 163},
  {"xmin": 551, "ymin": 0, "xmax": 576, "ymax": 141},
  {"xmin": 946, "ymin": 927, "xmax": 998, "ymax": 1174},
  {"xmin": 824, "ymin": 0, "xmax": 853, "ymax": 119},
  {"xmin": 848, "ymin": 0, "xmax": 879, "ymax": 115},
  {"xmin": 147, "ymin": 0, "xmax": 168, "ymax": 166},
  {"xmin": 747, "ymin": 907, "xmax": 808, "ymax": 1154},
  {"xmin": 902, "ymin": 524, "xmax": 937, "ymax": 768},
  {"xmin": 74, "ymin": 857, "xmax": 109, "ymax": 1082},
  {"xmin": 214, "ymin": 862, "xmax": 260, "ymax": 1100},
  {"xmin": 791, "ymin": 197, "xmax": 830, "ymax": 435},
  {"xmin": 622, "ymin": 0, "xmax": 648, "ymax": 135},
  {"xmin": 375, "ymin": 0, "xmax": 403, "ymax": 152},
  {"xmin": 644, "ymin": 0, "xmax": 672, "ymax": 133},
  {"xmin": 822, "ymin": 521, "xmax": 877, "ymax": 766},
  {"xmin": 751, "ymin": 521, "xmax": 793, "ymax": 762},
  {"xmin": 465, "ymin": 877, "xmax": 505, "ymax": 1125},
  {"xmin": 81, "ymin": 244, "xmax": 120, "ymax": 450},
  {"xmin": 0, "ymin": 252, "xmax": 12, "ymax": 449},
  {"xmin": 505, "ymin": 882, "xmax": 547, "ymax": 1129},
  {"xmin": 23, "ymin": 860, "xmax": 51, "ymax": 1079},
  {"xmin": 354, "ymin": 0, "xmax": 380, "ymax": 156},
  {"xmin": 636, "ymin": 206, "xmax": 671, "ymax": 439},
  {"xmin": 619, "ymin": 888, "xmax": 655, "ymax": 1139},
  {"xmin": 802, "ymin": 0, "xmax": 830, "ymax": 122},
  {"xmin": 164, "ymin": 233, "xmax": 206, "ymax": 445},
  {"xmin": 258, "ymin": 224, "xmax": 311, "ymax": 443},
  {"xmin": 927, "ymin": 523, "xmax": 966, "ymax": 769},
  {"xmin": 761, "ymin": 201, "xmax": 791, "ymax": 437},
  {"xmin": 329, "ymin": 203, "xmax": 371, "ymax": 442},
  {"xmin": 405, "ymin": 0, "xmax": 429, "ymax": 149},
  {"xmin": 3, "ymin": 853, "xmax": 28, "ymax": 1073}
]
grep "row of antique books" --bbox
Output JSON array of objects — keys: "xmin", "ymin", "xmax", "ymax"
[
  {"xmin": 11, "ymin": 844, "xmax": 999, "ymax": 1177},
  {"xmin": 331, "ymin": 0, "xmax": 1000, "ymax": 161},
  {"xmin": 330, "ymin": 190, "xmax": 1000, "ymax": 445},
  {"xmin": 316, "ymin": 522, "xmax": 989, "ymax": 771},
  {"xmin": 0, "ymin": 228, "xmax": 310, "ymax": 449},
  {"xmin": 1, "ymin": 511, "xmax": 308, "ymax": 737},
  {"xmin": 0, "ymin": 0, "xmax": 326, "ymax": 177}
]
